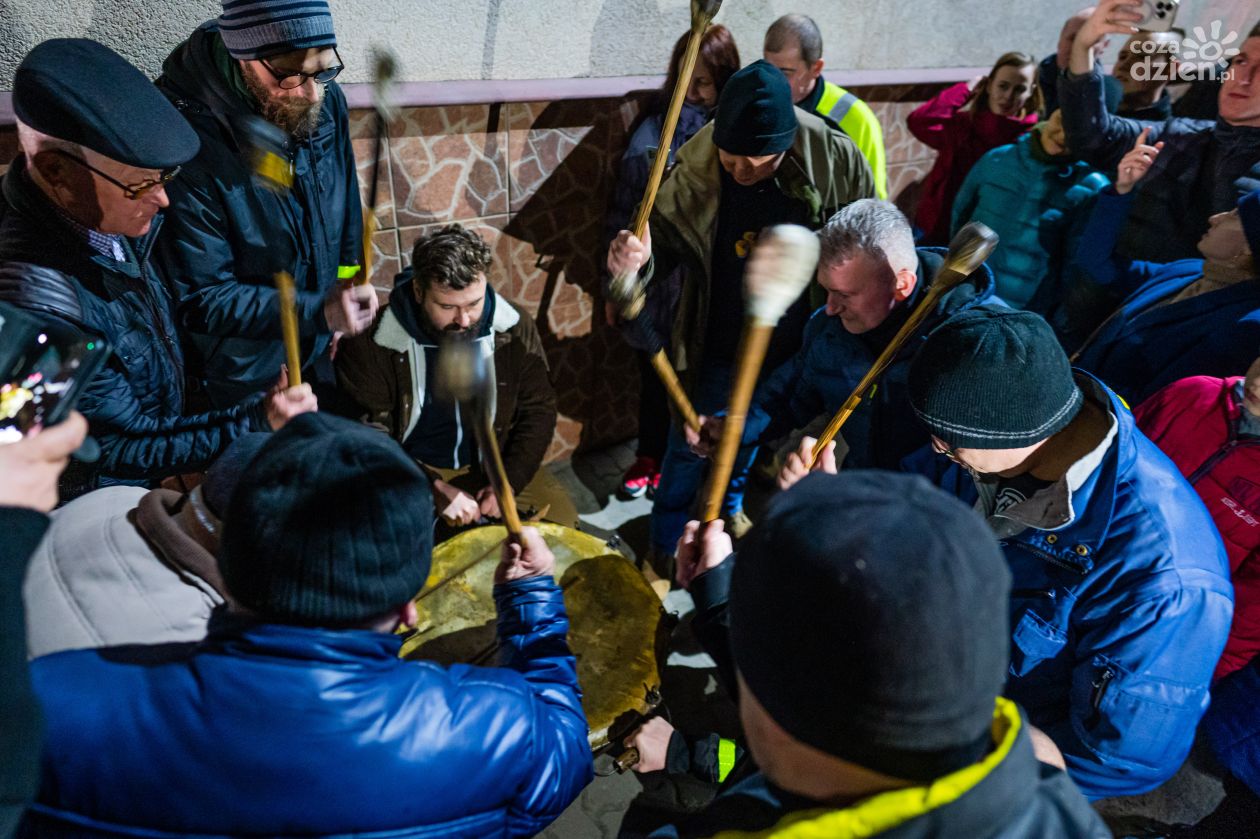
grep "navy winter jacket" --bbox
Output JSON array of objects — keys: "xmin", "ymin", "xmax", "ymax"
[
  {"xmin": 25, "ymin": 577, "xmax": 592, "ymax": 837},
  {"xmin": 743, "ymin": 248, "xmax": 996, "ymax": 470},
  {"xmin": 153, "ymin": 23, "xmax": 363, "ymax": 405},
  {"xmin": 1071, "ymin": 189, "xmax": 1260, "ymax": 404},
  {"xmin": 1059, "ymin": 65, "xmax": 1260, "ymax": 263},
  {"xmin": 0, "ymin": 164, "xmax": 267, "ymax": 499},
  {"xmin": 994, "ymin": 376, "xmax": 1232, "ymax": 798}
]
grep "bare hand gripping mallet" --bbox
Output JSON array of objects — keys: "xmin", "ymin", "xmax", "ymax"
[
  {"xmin": 434, "ymin": 338, "xmax": 522, "ymax": 538},
  {"xmin": 700, "ymin": 225, "xmax": 820, "ymax": 521},
  {"xmin": 805, "ymin": 222, "xmax": 999, "ymax": 469},
  {"xmin": 607, "ymin": 0, "xmax": 723, "ymax": 434}
]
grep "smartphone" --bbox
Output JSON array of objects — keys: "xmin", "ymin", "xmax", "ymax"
[
  {"xmin": 0, "ymin": 302, "xmax": 110, "ymax": 445},
  {"xmin": 1131, "ymin": 0, "xmax": 1180, "ymax": 33}
]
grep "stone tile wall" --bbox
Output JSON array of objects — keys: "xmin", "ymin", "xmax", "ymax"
[{"xmin": 0, "ymin": 80, "xmax": 948, "ymax": 461}]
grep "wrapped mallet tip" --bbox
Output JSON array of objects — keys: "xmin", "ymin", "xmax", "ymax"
[
  {"xmin": 694, "ymin": 0, "xmax": 723, "ymax": 18},
  {"xmin": 744, "ymin": 224, "xmax": 820, "ymax": 325},
  {"xmin": 434, "ymin": 338, "xmax": 486, "ymax": 404},
  {"xmin": 942, "ymin": 222, "xmax": 999, "ymax": 279}
]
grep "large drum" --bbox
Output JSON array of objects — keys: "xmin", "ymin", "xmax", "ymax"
[{"xmin": 399, "ymin": 523, "xmax": 670, "ymax": 751}]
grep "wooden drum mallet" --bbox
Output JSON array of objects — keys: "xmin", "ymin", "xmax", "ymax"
[{"xmin": 700, "ymin": 225, "xmax": 820, "ymax": 521}]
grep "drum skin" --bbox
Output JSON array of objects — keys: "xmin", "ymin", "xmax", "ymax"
[{"xmin": 400, "ymin": 523, "xmax": 669, "ymax": 749}]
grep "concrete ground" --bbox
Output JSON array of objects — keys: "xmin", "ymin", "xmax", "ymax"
[{"xmin": 530, "ymin": 440, "xmax": 1257, "ymax": 839}]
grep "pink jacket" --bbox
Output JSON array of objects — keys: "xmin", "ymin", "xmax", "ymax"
[
  {"xmin": 907, "ymin": 82, "xmax": 1037, "ymax": 245},
  {"xmin": 1135, "ymin": 376, "xmax": 1260, "ymax": 679}
]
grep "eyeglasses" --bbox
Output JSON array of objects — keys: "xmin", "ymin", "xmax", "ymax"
[
  {"xmin": 258, "ymin": 49, "xmax": 344, "ymax": 90},
  {"xmin": 52, "ymin": 150, "xmax": 180, "ymax": 201}
]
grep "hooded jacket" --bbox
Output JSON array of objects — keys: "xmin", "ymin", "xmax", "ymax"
[
  {"xmin": 335, "ymin": 279, "xmax": 556, "ymax": 493},
  {"xmin": 153, "ymin": 22, "xmax": 363, "ymax": 404},
  {"xmin": 23, "ymin": 485, "xmax": 226, "ymax": 659},
  {"xmin": 0, "ymin": 163, "xmax": 268, "ymax": 498},
  {"xmin": 1060, "ymin": 65, "xmax": 1260, "ymax": 263},
  {"xmin": 1135, "ymin": 375, "xmax": 1260, "ymax": 680},
  {"xmin": 743, "ymin": 248, "xmax": 997, "ymax": 471},
  {"xmin": 907, "ymin": 82, "xmax": 1038, "ymax": 245},
  {"xmin": 642, "ymin": 108, "xmax": 875, "ymax": 381},
  {"xmin": 951, "ymin": 132, "xmax": 1109, "ymax": 312},
  {"xmin": 26, "ymin": 578, "xmax": 592, "ymax": 837}
]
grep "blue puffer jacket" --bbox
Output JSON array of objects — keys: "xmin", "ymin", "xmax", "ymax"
[
  {"xmin": 1071, "ymin": 189, "xmax": 1260, "ymax": 405},
  {"xmin": 743, "ymin": 248, "xmax": 996, "ymax": 470},
  {"xmin": 153, "ymin": 22, "xmax": 364, "ymax": 405},
  {"xmin": 951, "ymin": 133, "xmax": 1108, "ymax": 312},
  {"xmin": 25, "ymin": 577, "xmax": 593, "ymax": 837},
  {"xmin": 994, "ymin": 376, "xmax": 1232, "ymax": 799}
]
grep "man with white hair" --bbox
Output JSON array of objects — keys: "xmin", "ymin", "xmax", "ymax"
[
  {"xmin": 692, "ymin": 200, "xmax": 998, "ymax": 485},
  {"xmin": 0, "ymin": 39, "xmax": 314, "ymax": 499}
]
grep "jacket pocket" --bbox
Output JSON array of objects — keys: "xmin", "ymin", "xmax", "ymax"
[
  {"xmin": 1009, "ymin": 607, "xmax": 1067, "ymax": 679},
  {"xmin": 1085, "ymin": 656, "xmax": 1209, "ymax": 771}
]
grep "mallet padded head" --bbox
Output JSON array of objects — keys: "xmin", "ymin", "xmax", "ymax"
[
  {"xmin": 941, "ymin": 222, "xmax": 999, "ymax": 283},
  {"xmin": 744, "ymin": 225, "xmax": 820, "ymax": 325},
  {"xmin": 693, "ymin": 0, "xmax": 723, "ymax": 20},
  {"xmin": 434, "ymin": 337, "xmax": 487, "ymax": 404}
]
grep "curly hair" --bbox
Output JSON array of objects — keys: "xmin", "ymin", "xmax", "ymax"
[{"xmin": 409, "ymin": 224, "xmax": 492, "ymax": 293}]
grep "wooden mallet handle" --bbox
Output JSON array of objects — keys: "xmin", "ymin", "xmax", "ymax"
[
  {"xmin": 274, "ymin": 271, "xmax": 303, "ymax": 387},
  {"xmin": 700, "ymin": 225, "xmax": 819, "ymax": 521}
]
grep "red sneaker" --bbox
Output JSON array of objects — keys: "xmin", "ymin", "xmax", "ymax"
[{"xmin": 619, "ymin": 456, "xmax": 660, "ymax": 499}]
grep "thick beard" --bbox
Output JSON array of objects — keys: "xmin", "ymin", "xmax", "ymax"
[{"xmin": 242, "ymin": 64, "xmax": 324, "ymax": 139}]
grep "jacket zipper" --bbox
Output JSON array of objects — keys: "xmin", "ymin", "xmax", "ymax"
[
  {"xmin": 1188, "ymin": 438, "xmax": 1259, "ymax": 485},
  {"xmin": 1091, "ymin": 667, "xmax": 1116, "ymax": 713}
]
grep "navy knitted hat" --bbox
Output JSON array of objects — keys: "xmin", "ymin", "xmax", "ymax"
[
  {"xmin": 732, "ymin": 472, "xmax": 1011, "ymax": 781},
  {"xmin": 218, "ymin": 0, "xmax": 337, "ymax": 60},
  {"xmin": 201, "ymin": 432, "xmax": 270, "ymax": 518},
  {"xmin": 220, "ymin": 413, "xmax": 433, "ymax": 624},
  {"xmin": 1238, "ymin": 188, "xmax": 1260, "ymax": 260},
  {"xmin": 713, "ymin": 60, "xmax": 798, "ymax": 156},
  {"xmin": 13, "ymin": 39, "xmax": 199, "ymax": 170},
  {"xmin": 908, "ymin": 308, "xmax": 1083, "ymax": 450}
]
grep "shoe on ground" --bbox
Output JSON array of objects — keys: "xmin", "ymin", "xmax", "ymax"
[{"xmin": 619, "ymin": 455, "xmax": 660, "ymax": 500}]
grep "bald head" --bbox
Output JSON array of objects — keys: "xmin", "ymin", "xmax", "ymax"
[{"xmin": 765, "ymin": 14, "xmax": 823, "ymax": 65}]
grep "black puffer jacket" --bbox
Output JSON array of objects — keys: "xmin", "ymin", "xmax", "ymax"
[
  {"xmin": 153, "ymin": 22, "xmax": 363, "ymax": 405},
  {"xmin": 0, "ymin": 164, "xmax": 267, "ymax": 499}
]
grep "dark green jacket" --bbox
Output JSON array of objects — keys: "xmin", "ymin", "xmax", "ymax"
[{"xmin": 642, "ymin": 108, "xmax": 875, "ymax": 378}]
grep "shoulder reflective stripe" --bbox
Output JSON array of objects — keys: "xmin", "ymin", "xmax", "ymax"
[
  {"xmin": 816, "ymin": 82, "xmax": 843, "ymax": 117},
  {"xmin": 337, "ymin": 265, "xmax": 362, "ymax": 280},
  {"xmin": 717, "ymin": 738, "xmax": 737, "ymax": 782},
  {"xmin": 827, "ymin": 92, "xmax": 858, "ymax": 126},
  {"xmin": 706, "ymin": 698, "xmax": 1022, "ymax": 839}
]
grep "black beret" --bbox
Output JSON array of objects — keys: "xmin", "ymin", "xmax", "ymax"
[{"xmin": 13, "ymin": 39, "xmax": 199, "ymax": 170}]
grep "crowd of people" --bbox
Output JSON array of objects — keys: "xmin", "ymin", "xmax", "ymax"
[{"xmin": 2, "ymin": 0, "xmax": 1260, "ymax": 836}]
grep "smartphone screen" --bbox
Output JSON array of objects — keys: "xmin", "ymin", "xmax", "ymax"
[{"xmin": 0, "ymin": 304, "xmax": 109, "ymax": 445}]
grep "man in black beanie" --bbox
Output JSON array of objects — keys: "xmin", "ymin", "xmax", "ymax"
[
  {"xmin": 25, "ymin": 413, "xmax": 592, "ymax": 836},
  {"xmin": 905, "ymin": 308, "xmax": 1233, "ymax": 800},
  {"xmin": 607, "ymin": 58, "xmax": 874, "ymax": 569},
  {"xmin": 0, "ymin": 39, "xmax": 316, "ymax": 500},
  {"xmin": 154, "ymin": 0, "xmax": 374, "ymax": 406},
  {"xmin": 640, "ymin": 472, "xmax": 1108, "ymax": 838}
]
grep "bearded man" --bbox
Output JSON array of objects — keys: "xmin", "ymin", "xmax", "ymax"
[
  {"xmin": 154, "ymin": 0, "xmax": 375, "ymax": 407},
  {"xmin": 336, "ymin": 224, "xmax": 576, "ymax": 530}
]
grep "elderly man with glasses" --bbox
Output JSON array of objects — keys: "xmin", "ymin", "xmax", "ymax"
[
  {"xmin": 154, "ymin": 0, "xmax": 375, "ymax": 407},
  {"xmin": 0, "ymin": 39, "xmax": 316, "ymax": 500}
]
